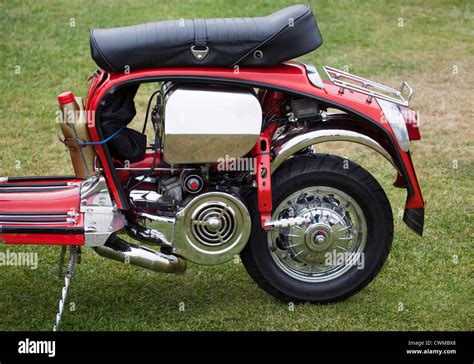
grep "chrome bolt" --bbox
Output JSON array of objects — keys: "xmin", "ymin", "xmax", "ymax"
[
  {"xmin": 206, "ymin": 217, "xmax": 222, "ymax": 231},
  {"xmin": 315, "ymin": 234, "xmax": 326, "ymax": 244}
]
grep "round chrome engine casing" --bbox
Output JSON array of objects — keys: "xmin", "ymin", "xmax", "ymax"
[{"xmin": 174, "ymin": 192, "xmax": 251, "ymax": 265}]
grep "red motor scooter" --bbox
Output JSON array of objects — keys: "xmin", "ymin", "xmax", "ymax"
[{"xmin": 0, "ymin": 5, "xmax": 423, "ymax": 329}]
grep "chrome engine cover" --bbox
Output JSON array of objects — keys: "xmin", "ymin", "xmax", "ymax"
[
  {"xmin": 174, "ymin": 192, "xmax": 251, "ymax": 265},
  {"xmin": 163, "ymin": 84, "xmax": 262, "ymax": 164}
]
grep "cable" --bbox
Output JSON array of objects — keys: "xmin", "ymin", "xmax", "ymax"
[
  {"xmin": 262, "ymin": 98, "xmax": 291, "ymax": 130},
  {"xmin": 142, "ymin": 89, "xmax": 161, "ymax": 134},
  {"xmin": 82, "ymin": 127, "xmax": 124, "ymax": 145}
]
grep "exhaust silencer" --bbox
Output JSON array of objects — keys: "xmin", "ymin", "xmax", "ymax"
[{"xmin": 94, "ymin": 236, "xmax": 186, "ymax": 274}]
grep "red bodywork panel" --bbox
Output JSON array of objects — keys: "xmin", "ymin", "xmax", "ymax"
[{"xmin": 0, "ymin": 178, "xmax": 84, "ymax": 245}]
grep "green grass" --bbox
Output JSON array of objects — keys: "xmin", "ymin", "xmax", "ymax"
[{"xmin": 0, "ymin": 0, "xmax": 473, "ymax": 331}]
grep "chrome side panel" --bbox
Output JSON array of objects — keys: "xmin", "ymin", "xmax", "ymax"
[
  {"xmin": 163, "ymin": 84, "xmax": 262, "ymax": 164},
  {"xmin": 80, "ymin": 175, "xmax": 125, "ymax": 247}
]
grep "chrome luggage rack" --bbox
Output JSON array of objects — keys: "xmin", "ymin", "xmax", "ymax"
[{"xmin": 323, "ymin": 66, "xmax": 413, "ymax": 107}]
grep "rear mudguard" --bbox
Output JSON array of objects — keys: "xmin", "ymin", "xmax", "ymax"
[
  {"xmin": 86, "ymin": 61, "xmax": 424, "ymax": 235},
  {"xmin": 270, "ymin": 113, "xmax": 424, "ymax": 236}
]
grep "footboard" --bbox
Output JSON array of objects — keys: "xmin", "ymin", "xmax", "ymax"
[{"xmin": 0, "ymin": 176, "xmax": 84, "ymax": 245}]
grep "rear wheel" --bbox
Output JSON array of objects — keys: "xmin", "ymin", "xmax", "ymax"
[{"xmin": 241, "ymin": 154, "xmax": 393, "ymax": 303}]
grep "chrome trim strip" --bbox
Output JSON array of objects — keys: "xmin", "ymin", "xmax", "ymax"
[
  {"xmin": 304, "ymin": 64, "xmax": 325, "ymax": 89},
  {"xmin": 271, "ymin": 128, "xmax": 399, "ymax": 172},
  {"xmin": 0, "ymin": 220, "xmax": 76, "ymax": 225}
]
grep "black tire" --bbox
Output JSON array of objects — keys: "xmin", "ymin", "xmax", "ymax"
[{"xmin": 241, "ymin": 154, "xmax": 393, "ymax": 303}]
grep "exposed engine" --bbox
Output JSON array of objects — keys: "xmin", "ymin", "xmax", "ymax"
[
  {"xmin": 120, "ymin": 82, "xmax": 326, "ymax": 266},
  {"xmin": 121, "ymin": 83, "xmax": 262, "ymax": 265},
  {"xmin": 128, "ymin": 185, "xmax": 251, "ymax": 265}
]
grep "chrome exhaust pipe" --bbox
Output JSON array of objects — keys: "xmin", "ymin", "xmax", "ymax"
[{"xmin": 94, "ymin": 236, "xmax": 186, "ymax": 274}]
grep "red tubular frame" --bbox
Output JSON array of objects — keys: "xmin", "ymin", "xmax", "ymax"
[
  {"xmin": 84, "ymin": 61, "xmax": 423, "ymax": 232},
  {"xmin": 250, "ymin": 134, "xmax": 273, "ymax": 228}
]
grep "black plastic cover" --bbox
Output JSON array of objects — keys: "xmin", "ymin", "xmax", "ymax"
[
  {"xmin": 99, "ymin": 85, "xmax": 146, "ymax": 163},
  {"xmin": 403, "ymin": 207, "xmax": 424, "ymax": 236}
]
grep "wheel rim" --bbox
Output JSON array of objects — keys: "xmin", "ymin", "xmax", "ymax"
[{"xmin": 268, "ymin": 186, "xmax": 367, "ymax": 283}]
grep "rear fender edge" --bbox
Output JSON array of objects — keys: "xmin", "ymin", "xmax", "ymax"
[
  {"xmin": 270, "ymin": 116, "xmax": 424, "ymax": 235},
  {"xmin": 403, "ymin": 207, "xmax": 424, "ymax": 237}
]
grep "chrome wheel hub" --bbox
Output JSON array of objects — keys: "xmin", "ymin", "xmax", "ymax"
[
  {"xmin": 269, "ymin": 186, "xmax": 367, "ymax": 282},
  {"xmin": 304, "ymin": 223, "xmax": 333, "ymax": 253}
]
